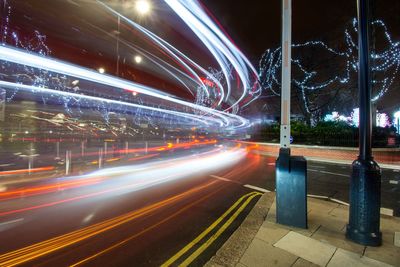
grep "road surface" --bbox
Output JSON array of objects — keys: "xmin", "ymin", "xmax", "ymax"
[{"xmin": 0, "ymin": 144, "xmax": 398, "ymax": 266}]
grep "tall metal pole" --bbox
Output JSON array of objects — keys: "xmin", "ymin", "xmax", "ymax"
[
  {"xmin": 346, "ymin": 0, "xmax": 382, "ymax": 246},
  {"xmin": 275, "ymin": 0, "xmax": 307, "ymax": 229},
  {"xmin": 280, "ymin": 0, "xmax": 291, "ymax": 151}
]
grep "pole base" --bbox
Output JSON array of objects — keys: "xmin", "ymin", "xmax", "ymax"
[
  {"xmin": 276, "ymin": 148, "xmax": 308, "ymax": 229},
  {"xmin": 346, "ymin": 225, "xmax": 382, "ymax": 247},
  {"xmin": 346, "ymin": 158, "xmax": 382, "ymax": 247}
]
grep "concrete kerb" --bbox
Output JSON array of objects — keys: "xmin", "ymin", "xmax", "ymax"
[{"xmin": 254, "ymin": 150, "xmax": 400, "ymax": 170}]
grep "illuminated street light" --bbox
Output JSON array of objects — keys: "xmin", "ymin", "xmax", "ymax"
[
  {"xmin": 98, "ymin": 67, "xmax": 105, "ymax": 74},
  {"xmin": 134, "ymin": 55, "xmax": 143, "ymax": 64},
  {"xmin": 136, "ymin": 0, "xmax": 151, "ymax": 15}
]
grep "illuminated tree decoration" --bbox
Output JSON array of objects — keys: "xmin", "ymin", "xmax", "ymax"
[{"xmin": 259, "ymin": 19, "xmax": 399, "ymax": 122}]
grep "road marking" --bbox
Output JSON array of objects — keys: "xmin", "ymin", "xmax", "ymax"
[
  {"xmin": 180, "ymin": 193, "xmax": 261, "ymax": 266},
  {"xmin": 330, "ymin": 198, "xmax": 349, "ymax": 206},
  {"xmin": 70, "ymin": 189, "xmax": 221, "ymax": 267},
  {"xmin": 0, "ymin": 182, "xmax": 217, "ymax": 267},
  {"xmin": 162, "ymin": 192, "xmax": 261, "ymax": 267},
  {"xmin": 244, "ymin": 184, "xmax": 271, "ymax": 193},
  {"xmin": 308, "ymin": 165, "xmax": 326, "ymax": 169},
  {"xmin": 0, "ymin": 218, "xmax": 24, "ymax": 227},
  {"xmin": 308, "ymin": 169, "xmax": 348, "ymax": 177},
  {"xmin": 210, "ymin": 175, "xmax": 271, "ymax": 193},
  {"xmin": 210, "ymin": 175, "xmax": 231, "ymax": 182},
  {"xmin": 307, "ymin": 194, "xmax": 329, "ymax": 200},
  {"xmin": 389, "ymin": 180, "xmax": 399, "ymax": 185}
]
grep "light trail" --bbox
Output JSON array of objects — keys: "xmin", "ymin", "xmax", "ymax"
[
  {"xmin": 0, "ymin": 45, "xmax": 250, "ymax": 129},
  {"xmin": 0, "ymin": 181, "xmax": 217, "ymax": 267},
  {"xmin": 0, "ymin": 166, "xmax": 55, "ymax": 176},
  {"xmin": 0, "ymin": 146, "xmax": 246, "ymax": 217},
  {"xmin": 164, "ymin": 0, "xmax": 261, "ymax": 110}
]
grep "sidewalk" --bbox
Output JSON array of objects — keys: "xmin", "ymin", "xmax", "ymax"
[{"xmin": 206, "ymin": 193, "xmax": 400, "ymax": 267}]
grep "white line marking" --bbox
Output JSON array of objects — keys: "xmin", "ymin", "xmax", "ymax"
[
  {"xmin": 0, "ymin": 163, "xmax": 14, "ymax": 167},
  {"xmin": 307, "ymin": 194, "xmax": 329, "ymax": 200},
  {"xmin": 308, "ymin": 165, "xmax": 326, "ymax": 169},
  {"xmin": 243, "ymin": 184, "xmax": 271, "ymax": 193},
  {"xmin": 308, "ymin": 169, "xmax": 348, "ymax": 177},
  {"xmin": 330, "ymin": 198, "xmax": 349, "ymax": 206},
  {"xmin": 210, "ymin": 175, "xmax": 231, "ymax": 182},
  {"xmin": 380, "ymin": 208, "xmax": 394, "ymax": 216},
  {"xmin": 0, "ymin": 218, "xmax": 24, "ymax": 227},
  {"xmin": 389, "ymin": 180, "xmax": 399, "ymax": 185}
]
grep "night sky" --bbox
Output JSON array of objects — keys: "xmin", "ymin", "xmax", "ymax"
[
  {"xmin": 201, "ymin": 0, "xmax": 399, "ymax": 64},
  {"xmin": 201, "ymin": 0, "xmax": 400, "ymax": 116}
]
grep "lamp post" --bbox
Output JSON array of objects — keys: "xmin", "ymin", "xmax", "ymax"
[{"xmin": 346, "ymin": 0, "xmax": 382, "ymax": 246}]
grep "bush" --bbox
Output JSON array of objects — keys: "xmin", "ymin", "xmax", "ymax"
[{"xmin": 253, "ymin": 121, "xmax": 396, "ymax": 148}]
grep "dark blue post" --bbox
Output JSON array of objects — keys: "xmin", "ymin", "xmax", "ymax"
[{"xmin": 346, "ymin": 0, "xmax": 382, "ymax": 246}]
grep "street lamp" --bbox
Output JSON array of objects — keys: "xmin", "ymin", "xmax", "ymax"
[
  {"xmin": 346, "ymin": 0, "xmax": 382, "ymax": 247},
  {"xmin": 136, "ymin": 0, "xmax": 151, "ymax": 15},
  {"xmin": 134, "ymin": 55, "xmax": 143, "ymax": 64},
  {"xmin": 98, "ymin": 67, "xmax": 105, "ymax": 74}
]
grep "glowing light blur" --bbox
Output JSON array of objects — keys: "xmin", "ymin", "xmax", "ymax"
[
  {"xmin": 0, "ymin": 45, "xmax": 249, "ymax": 130},
  {"xmin": 164, "ymin": 0, "xmax": 260, "ymax": 110},
  {"xmin": 0, "ymin": 146, "xmax": 247, "ymax": 217},
  {"xmin": 135, "ymin": 0, "xmax": 151, "ymax": 14}
]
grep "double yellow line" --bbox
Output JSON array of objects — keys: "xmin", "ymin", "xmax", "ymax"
[
  {"xmin": 0, "ymin": 181, "xmax": 216, "ymax": 267},
  {"xmin": 162, "ymin": 191, "xmax": 262, "ymax": 266}
]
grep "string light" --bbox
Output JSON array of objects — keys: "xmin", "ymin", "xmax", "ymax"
[{"xmin": 259, "ymin": 18, "xmax": 400, "ymax": 114}]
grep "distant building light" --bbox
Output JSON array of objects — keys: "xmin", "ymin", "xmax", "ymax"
[
  {"xmin": 98, "ymin": 67, "xmax": 105, "ymax": 74},
  {"xmin": 25, "ymin": 131, "xmax": 29, "ymax": 134}
]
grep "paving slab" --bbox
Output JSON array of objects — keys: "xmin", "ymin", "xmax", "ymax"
[
  {"xmin": 395, "ymin": 232, "xmax": 400, "ymax": 247},
  {"xmin": 328, "ymin": 248, "xmax": 393, "ymax": 267},
  {"xmin": 312, "ymin": 226, "xmax": 365, "ymax": 255},
  {"xmin": 240, "ymin": 238, "xmax": 298, "ymax": 267},
  {"xmin": 274, "ymin": 231, "xmax": 336, "ymax": 266},
  {"xmin": 256, "ymin": 221, "xmax": 290, "ymax": 245},
  {"xmin": 364, "ymin": 231, "xmax": 400, "ymax": 267},
  {"xmin": 207, "ymin": 194, "xmax": 400, "ymax": 267},
  {"xmin": 292, "ymin": 258, "xmax": 319, "ymax": 267}
]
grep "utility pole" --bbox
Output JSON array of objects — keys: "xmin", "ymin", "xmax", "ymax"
[
  {"xmin": 275, "ymin": 0, "xmax": 307, "ymax": 229},
  {"xmin": 346, "ymin": 0, "xmax": 382, "ymax": 246}
]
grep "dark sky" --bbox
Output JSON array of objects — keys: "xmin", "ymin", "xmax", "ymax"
[{"xmin": 201, "ymin": 1, "xmax": 399, "ymax": 65}]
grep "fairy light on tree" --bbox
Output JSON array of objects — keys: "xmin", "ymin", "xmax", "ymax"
[{"xmin": 259, "ymin": 18, "xmax": 400, "ymax": 125}]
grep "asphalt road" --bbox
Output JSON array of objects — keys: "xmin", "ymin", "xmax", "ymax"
[{"xmin": 0, "ymin": 145, "xmax": 398, "ymax": 266}]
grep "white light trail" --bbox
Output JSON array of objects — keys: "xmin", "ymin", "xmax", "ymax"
[
  {"xmin": 0, "ymin": 45, "xmax": 249, "ymax": 129},
  {"xmin": 164, "ymin": 0, "xmax": 261, "ymax": 110}
]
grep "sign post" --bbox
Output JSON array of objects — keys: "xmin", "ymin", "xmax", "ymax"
[{"xmin": 275, "ymin": 0, "xmax": 307, "ymax": 229}]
